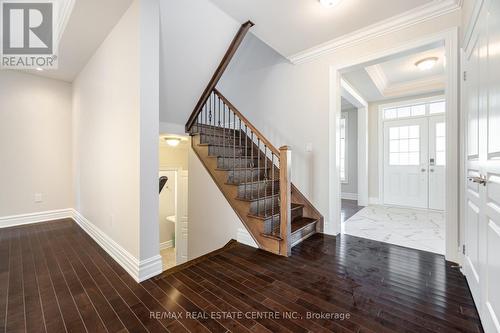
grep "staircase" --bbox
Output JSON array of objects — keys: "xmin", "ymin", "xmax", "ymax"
[{"xmin": 185, "ymin": 22, "xmax": 323, "ymax": 256}]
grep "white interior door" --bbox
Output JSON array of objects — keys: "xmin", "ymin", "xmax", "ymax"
[
  {"xmin": 429, "ymin": 116, "xmax": 446, "ymax": 210},
  {"xmin": 463, "ymin": 1, "xmax": 500, "ymax": 331},
  {"xmin": 175, "ymin": 170, "xmax": 189, "ymax": 264},
  {"xmin": 464, "ymin": 19, "xmax": 482, "ymax": 313},
  {"xmin": 384, "ymin": 118, "xmax": 428, "ymax": 208}
]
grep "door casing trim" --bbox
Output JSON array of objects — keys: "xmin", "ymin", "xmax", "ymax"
[{"xmin": 328, "ymin": 27, "xmax": 460, "ymax": 263}]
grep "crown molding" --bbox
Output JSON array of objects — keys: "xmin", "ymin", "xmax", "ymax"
[
  {"xmin": 289, "ymin": 0, "xmax": 462, "ymax": 64},
  {"xmin": 56, "ymin": 0, "xmax": 76, "ymax": 43},
  {"xmin": 365, "ymin": 63, "xmax": 445, "ymax": 98},
  {"xmin": 386, "ymin": 75, "xmax": 445, "ymax": 97},
  {"xmin": 462, "ymin": 0, "xmax": 484, "ymax": 52},
  {"xmin": 365, "ymin": 64, "xmax": 388, "ymax": 93}
]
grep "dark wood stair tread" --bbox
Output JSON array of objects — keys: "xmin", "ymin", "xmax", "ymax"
[
  {"xmin": 262, "ymin": 217, "xmax": 318, "ymax": 241},
  {"xmin": 233, "ymin": 179, "xmax": 279, "ymax": 186},
  {"xmin": 248, "ymin": 203, "xmax": 303, "ymax": 220},
  {"xmin": 291, "ymin": 217, "xmax": 318, "ymax": 233},
  {"xmin": 236, "ymin": 193, "xmax": 279, "ymax": 202},
  {"xmin": 198, "ymin": 143, "xmax": 250, "ymax": 148},
  {"xmin": 216, "ymin": 167, "xmax": 271, "ymax": 171}
]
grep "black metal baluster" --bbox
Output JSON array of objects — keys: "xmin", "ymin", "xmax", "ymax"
[
  {"xmin": 271, "ymin": 153, "xmax": 275, "ymax": 233},
  {"xmin": 203, "ymin": 103, "xmax": 206, "ymax": 136},
  {"xmin": 222, "ymin": 101, "xmax": 226, "ymax": 168},
  {"xmin": 218, "ymin": 95, "xmax": 221, "ymax": 131},
  {"xmin": 264, "ymin": 146, "xmax": 267, "ymax": 217},
  {"xmin": 210, "ymin": 92, "xmax": 214, "ymax": 144},
  {"xmin": 251, "ymin": 132, "xmax": 254, "ymax": 199},
  {"xmin": 239, "ymin": 118, "xmax": 242, "ymax": 194},
  {"xmin": 233, "ymin": 111, "xmax": 236, "ymax": 183},
  {"xmin": 257, "ymin": 138, "xmax": 260, "ymax": 216},
  {"xmin": 245, "ymin": 124, "xmax": 248, "ymax": 199},
  {"xmin": 196, "ymin": 110, "xmax": 200, "ymax": 135}
]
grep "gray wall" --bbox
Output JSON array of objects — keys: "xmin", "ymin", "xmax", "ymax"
[
  {"xmin": 0, "ymin": 71, "xmax": 73, "ymax": 218},
  {"xmin": 159, "ymin": 0, "xmax": 239, "ymax": 125},
  {"xmin": 341, "ymin": 108, "xmax": 358, "ymax": 195}
]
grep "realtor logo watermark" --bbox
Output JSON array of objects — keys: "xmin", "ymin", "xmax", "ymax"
[{"xmin": 1, "ymin": 0, "xmax": 58, "ymax": 69}]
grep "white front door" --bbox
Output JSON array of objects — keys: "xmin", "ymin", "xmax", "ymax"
[
  {"xmin": 384, "ymin": 118, "xmax": 429, "ymax": 208},
  {"xmin": 463, "ymin": 1, "xmax": 500, "ymax": 331},
  {"xmin": 429, "ymin": 116, "xmax": 446, "ymax": 210}
]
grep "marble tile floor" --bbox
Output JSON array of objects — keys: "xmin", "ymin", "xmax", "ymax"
[
  {"xmin": 342, "ymin": 205, "xmax": 445, "ymax": 255},
  {"xmin": 160, "ymin": 247, "xmax": 176, "ymax": 271}
]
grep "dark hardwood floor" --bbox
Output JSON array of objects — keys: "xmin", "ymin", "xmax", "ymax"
[
  {"xmin": 341, "ymin": 199, "xmax": 364, "ymax": 223},
  {"xmin": 0, "ymin": 219, "xmax": 482, "ymax": 333}
]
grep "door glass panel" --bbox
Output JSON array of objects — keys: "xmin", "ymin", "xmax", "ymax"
[
  {"xmin": 400, "ymin": 126, "xmax": 409, "ymax": 139},
  {"xmin": 435, "ymin": 122, "xmax": 446, "ymax": 165},
  {"xmin": 389, "ymin": 125, "xmax": 420, "ymax": 166},
  {"xmin": 409, "ymin": 125, "xmax": 419, "ymax": 138}
]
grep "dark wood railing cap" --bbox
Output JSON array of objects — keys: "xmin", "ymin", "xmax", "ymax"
[{"xmin": 185, "ymin": 21, "xmax": 254, "ymax": 132}]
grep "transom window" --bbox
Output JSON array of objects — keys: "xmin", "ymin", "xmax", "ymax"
[
  {"xmin": 383, "ymin": 99, "xmax": 445, "ymax": 120},
  {"xmin": 389, "ymin": 125, "xmax": 420, "ymax": 166}
]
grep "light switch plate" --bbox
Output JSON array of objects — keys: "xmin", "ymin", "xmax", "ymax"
[
  {"xmin": 305, "ymin": 143, "xmax": 313, "ymax": 152},
  {"xmin": 34, "ymin": 193, "xmax": 43, "ymax": 203}
]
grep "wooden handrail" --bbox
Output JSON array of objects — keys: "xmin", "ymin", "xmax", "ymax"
[
  {"xmin": 185, "ymin": 21, "xmax": 254, "ymax": 132},
  {"xmin": 213, "ymin": 89, "xmax": 280, "ymax": 157}
]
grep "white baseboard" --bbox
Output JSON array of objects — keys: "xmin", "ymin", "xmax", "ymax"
[
  {"xmin": 0, "ymin": 208, "xmax": 73, "ymax": 228},
  {"xmin": 369, "ymin": 197, "xmax": 381, "ymax": 205},
  {"xmin": 237, "ymin": 228, "xmax": 258, "ymax": 248},
  {"xmin": 72, "ymin": 210, "xmax": 162, "ymax": 282},
  {"xmin": 159, "ymin": 240, "xmax": 173, "ymax": 250},
  {"xmin": 341, "ymin": 192, "xmax": 358, "ymax": 200}
]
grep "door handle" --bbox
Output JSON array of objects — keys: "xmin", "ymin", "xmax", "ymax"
[
  {"xmin": 468, "ymin": 176, "xmax": 488, "ymax": 186},
  {"xmin": 421, "ymin": 168, "xmax": 426, "ymax": 172},
  {"xmin": 430, "ymin": 169, "xmax": 435, "ymax": 172}
]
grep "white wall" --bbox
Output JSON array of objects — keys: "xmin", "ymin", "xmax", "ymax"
[
  {"xmin": 218, "ymin": 11, "xmax": 460, "ymax": 232},
  {"xmin": 159, "ymin": 0, "xmax": 239, "ymax": 125},
  {"xmin": 0, "ymin": 71, "xmax": 73, "ymax": 218},
  {"xmin": 73, "ymin": 1, "xmax": 142, "ymax": 258},
  {"xmin": 341, "ymin": 108, "xmax": 358, "ymax": 196},
  {"xmin": 159, "ymin": 141, "xmax": 189, "ymax": 170},
  {"xmin": 218, "ymin": 32, "xmax": 330, "ymax": 222},
  {"xmin": 188, "ymin": 149, "xmax": 253, "ymax": 259},
  {"xmin": 138, "ymin": 0, "xmax": 160, "ymax": 263}
]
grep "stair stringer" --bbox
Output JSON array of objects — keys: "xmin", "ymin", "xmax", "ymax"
[{"xmin": 191, "ymin": 134, "xmax": 282, "ymax": 255}]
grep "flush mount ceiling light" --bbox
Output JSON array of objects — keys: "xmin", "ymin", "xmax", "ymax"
[
  {"xmin": 319, "ymin": 0, "xmax": 342, "ymax": 8},
  {"xmin": 415, "ymin": 57, "xmax": 438, "ymax": 71},
  {"xmin": 164, "ymin": 137, "xmax": 181, "ymax": 147}
]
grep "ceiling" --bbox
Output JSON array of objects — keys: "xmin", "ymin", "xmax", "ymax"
[
  {"xmin": 343, "ymin": 46, "xmax": 446, "ymax": 102},
  {"xmin": 209, "ymin": 0, "xmax": 434, "ymax": 58},
  {"xmin": 28, "ymin": 0, "xmax": 133, "ymax": 82}
]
